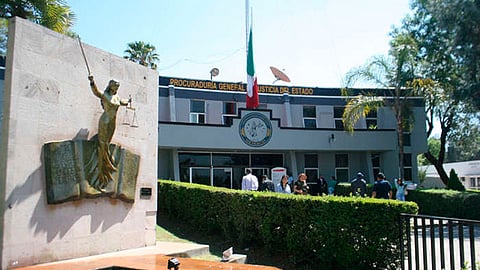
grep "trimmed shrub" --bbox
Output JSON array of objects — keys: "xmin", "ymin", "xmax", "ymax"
[
  {"xmin": 406, "ymin": 188, "xmax": 480, "ymax": 220},
  {"xmin": 158, "ymin": 180, "xmax": 418, "ymax": 269},
  {"xmin": 447, "ymin": 168, "xmax": 466, "ymax": 191}
]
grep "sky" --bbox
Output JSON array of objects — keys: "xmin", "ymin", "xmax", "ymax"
[{"xmin": 68, "ymin": 0, "xmax": 412, "ymax": 88}]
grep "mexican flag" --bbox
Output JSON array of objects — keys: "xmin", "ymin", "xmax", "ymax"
[{"xmin": 246, "ymin": 26, "xmax": 259, "ymax": 109}]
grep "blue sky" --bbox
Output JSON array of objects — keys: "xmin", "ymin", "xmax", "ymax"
[{"xmin": 68, "ymin": 0, "xmax": 411, "ymax": 88}]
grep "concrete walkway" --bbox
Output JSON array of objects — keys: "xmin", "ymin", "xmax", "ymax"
[{"xmin": 14, "ymin": 241, "xmax": 280, "ymax": 270}]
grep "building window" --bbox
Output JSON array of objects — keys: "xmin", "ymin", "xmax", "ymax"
[
  {"xmin": 403, "ymin": 153, "xmax": 412, "ymax": 181},
  {"xmin": 366, "ymin": 110, "xmax": 377, "ymax": 129},
  {"xmin": 304, "ymin": 154, "xmax": 318, "ymax": 181},
  {"xmin": 190, "ymin": 100, "xmax": 205, "ymax": 123},
  {"xmin": 223, "ymin": 102, "xmax": 237, "ymax": 125},
  {"xmin": 403, "ymin": 133, "xmax": 411, "ymax": 146},
  {"xmin": 371, "ymin": 153, "xmax": 380, "ymax": 180},
  {"xmin": 303, "ymin": 106, "xmax": 317, "ymax": 128},
  {"xmin": 470, "ymin": 178, "xmax": 476, "ymax": 188},
  {"xmin": 334, "ymin": 107, "xmax": 345, "ymax": 129},
  {"xmin": 335, "ymin": 154, "xmax": 349, "ymax": 182}
]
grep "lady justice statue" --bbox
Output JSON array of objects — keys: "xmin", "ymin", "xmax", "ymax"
[{"xmin": 88, "ymin": 74, "xmax": 132, "ymax": 190}]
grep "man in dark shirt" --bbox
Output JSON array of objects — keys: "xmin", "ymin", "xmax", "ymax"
[
  {"xmin": 351, "ymin": 172, "xmax": 367, "ymax": 197},
  {"xmin": 371, "ymin": 172, "xmax": 392, "ymax": 199}
]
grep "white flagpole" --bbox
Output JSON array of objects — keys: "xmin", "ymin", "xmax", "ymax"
[{"xmin": 245, "ymin": 0, "xmax": 250, "ymax": 53}]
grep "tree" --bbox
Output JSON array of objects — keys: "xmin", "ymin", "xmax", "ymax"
[
  {"xmin": 342, "ymin": 33, "xmax": 418, "ymax": 180},
  {"xmin": 414, "ymin": 0, "xmax": 480, "ymax": 110},
  {"xmin": 0, "ymin": 0, "xmax": 76, "ymax": 34},
  {"xmin": 447, "ymin": 168, "xmax": 465, "ymax": 191},
  {"xmin": 124, "ymin": 41, "xmax": 159, "ymax": 70},
  {"xmin": 0, "ymin": 0, "xmax": 76, "ymax": 53},
  {"xmin": 0, "ymin": 18, "xmax": 7, "ymax": 56},
  {"xmin": 417, "ymin": 138, "xmax": 440, "ymax": 166},
  {"xmin": 400, "ymin": 0, "xmax": 480, "ymax": 186}
]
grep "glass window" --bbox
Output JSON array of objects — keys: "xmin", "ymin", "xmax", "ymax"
[
  {"xmin": 304, "ymin": 119, "xmax": 317, "ymax": 128},
  {"xmin": 304, "ymin": 154, "xmax": 318, "ymax": 168},
  {"xmin": 402, "ymin": 153, "xmax": 412, "ymax": 180},
  {"xmin": 303, "ymin": 106, "xmax": 317, "ymax": 128},
  {"xmin": 333, "ymin": 107, "xmax": 344, "ymax": 118},
  {"xmin": 179, "ymin": 153, "xmax": 210, "ymax": 167},
  {"xmin": 403, "ymin": 133, "xmax": 411, "ymax": 146},
  {"xmin": 336, "ymin": 169, "xmax": 349, "ymax": 182},
  {"xmin": 251, "ymin": 154, "xmax": 283, "ymax": 167},
  {"xmin": 191, "ymin": 100, "xmax": 205, "ymax": 113},
  {"xmin": 305, "ymin": 154, "xmax": 318, "ymax": 182},
  {"xmin": 223, "ymin": 102, "xmax": 237, "ymax": 125},
  {"xmin": 470, "ymin": 178, "xmax": 476, "ymax": 187},
  {"xmin": 303, "ymin": 106, "xmax": 316, "ymax": 118},
  {"xmin": 335, "ymin": 154, "xmax": 348, "ymax": 167},
  {"xmin": 212, "ymin": 153, "xmax": 249, "ymax": 166},
  {"xmin": 213, "ymin": 168, "xmax": 232, "ymax": 189},
  {"xmin": 403, "ymin": 153, "xmax": 412, "ymax": 167},
  {"xmin": 334, "ymin": 107, "xmax": 345, "ymax": 129},
  {"xmin": 191, "ymin": 168, "xmax": 211, "ymax": 186},
  {"xmin": 305, "ymin": 169, "xmax": 318, "ymax": 183},
  {"xmin": 190, "ymin": 100, "xmax": 205, "ymax": 123},
  {"xmin": 223, "ymin": 102, "xmax": 237, "ymax": 114},
  {"xmin": 371, "ymin": 153, "xmax": 380, "ymax": 181},
  {"xmin": 366, "ymin": 110, "xmax": 377, "ymax": 129},
  {"xmin": 335, "ymin": 154, "xmax": 349, "ymax": 182}
]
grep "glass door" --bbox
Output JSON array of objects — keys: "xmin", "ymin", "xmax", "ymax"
[
  {"xmin": 190, "ymin": 167, "xmax": 210, "ymax": 186},
  {"xmin": 213, "ymin": 168, "xmax": 232, "ymax": 188}
]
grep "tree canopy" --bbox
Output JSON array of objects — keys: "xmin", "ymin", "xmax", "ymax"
[
  {"xmin": 0, "ymin": 0, "xmax": 76, "ymax": 34},
  {"xmin": 123, "ymin": 41, "xmax": 159, "ymax": 70}
]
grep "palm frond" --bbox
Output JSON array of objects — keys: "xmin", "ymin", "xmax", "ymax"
[{"xmin": 342, "ymin": 95, "xmax": 384, "ymax": 132}]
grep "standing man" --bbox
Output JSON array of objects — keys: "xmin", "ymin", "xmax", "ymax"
[
  {"xmin": 293, "ymin": 173, "xmax": 310, "ymax": 195},
  {"xmin": 317, "ymin": 176, "xmax": 328, "ymax": 195},
  {"xmin": 242, "ymin": 168, "xmax": 258, "ymax": 191},
  {"xmin": 371, "ymin": 172, "xmax": 392, "ymax": 199},
  {"xmin": 351, "ymin": 172, "xmax": 367, "ymax": 197}
]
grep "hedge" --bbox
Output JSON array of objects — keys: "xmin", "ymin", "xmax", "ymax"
[
  {"xmin": 336, "ymin": 182, "xmax": 480, "ymax": 220},
  {"xmin": 406, "ymin": 189, "xmax": 480, "ymax": 220},
  {"xmin": 158, "ymin": 180, "xmax": 418, "ymax": 269}
]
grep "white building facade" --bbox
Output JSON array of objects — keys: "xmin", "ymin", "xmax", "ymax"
[{"xmin": 157, "ymin": 76, "xmax": 428, "ymax": 189}]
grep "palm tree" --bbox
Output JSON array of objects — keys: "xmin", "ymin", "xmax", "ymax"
[
  {"xmin": 342, "ymin": 33, "xmax": 418, "ymax": 180},
  {"xmin": 0, "ymin": 0, "xmax": 76, "ymax": 35},
  {"xmin": 124, "ymin": 41, "xmax": 159, "ymax": 70}
]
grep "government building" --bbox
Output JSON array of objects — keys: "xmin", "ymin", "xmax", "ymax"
[{"xmin": 156, "ymin": 76, "xmax": 427, "ymax": 190}]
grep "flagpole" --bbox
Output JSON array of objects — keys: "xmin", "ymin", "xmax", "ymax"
[{"xmin": 245, "ymin": 0, "xmax": 249, "ymax": 53}]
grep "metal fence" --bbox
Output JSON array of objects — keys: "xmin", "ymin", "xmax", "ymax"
[{"xmin": 399, "ymin": 213, "xmax": 480, "ymax": 270}]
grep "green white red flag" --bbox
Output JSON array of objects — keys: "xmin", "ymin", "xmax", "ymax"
[{"xmin": 246, "ymin": 26, "xmax": 259, "ymax": 109}]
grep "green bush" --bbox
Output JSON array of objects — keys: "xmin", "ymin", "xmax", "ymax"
[
  {"xmin": 406, "ymin": 188, "xmax": 480, "ymax": 220},
  {"xmin": 447, "ymin": 168, "xmax": 466, "ymax": 191},
  {"xmin": 335, "ymin": 182, "xmax": 374, "ymax": 197},
  {"xmin": 158, "ymin": 180, "xmax": 418, "ymax": 269}
]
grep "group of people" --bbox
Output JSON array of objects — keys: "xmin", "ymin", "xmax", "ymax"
[
  {"xmin": 241, "ymin": 169, "xmax": 329, "ymax": 196},
  {"xmin": 242, "ymin": 167, "xmax": 409, "ymax": 201},
  {"xmin": 351, "ymin": 171, "xmax": 408, "ymax": 201}
]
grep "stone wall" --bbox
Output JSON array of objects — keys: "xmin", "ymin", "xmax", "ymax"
[{"xmin": 0, "ymin": 17, "xmax": 158, "ymax": 269}]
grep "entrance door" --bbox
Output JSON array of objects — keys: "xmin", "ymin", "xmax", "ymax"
[
  {"xmin": 213, "ymin": 168, "xmax": 232, "ymax": 189},
  {"xmin": 190, "ymin": 167, "xmax": 210, "ymax": 186},
  {"xmin": 252, "ymin": 168, "xmax": 270, "ymax": 180}
]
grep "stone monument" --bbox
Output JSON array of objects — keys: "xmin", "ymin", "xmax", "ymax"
[{"xmin": 0, "ymin": 17, "xmax": 158, "ymax": 269}]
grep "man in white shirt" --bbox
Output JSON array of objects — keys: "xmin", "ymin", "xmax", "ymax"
[{"xmin": 241, "ymin": 168, "xmax": 258, "ymax": 191}]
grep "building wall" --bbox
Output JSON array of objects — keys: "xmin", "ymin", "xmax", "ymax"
[
  {"xmin": 158, "ymin": 81, "xmax": 427, "ymax": 184},
  {"xmin": 0, "ymin": 18, "xmax": 158, "ymax": 268}
]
